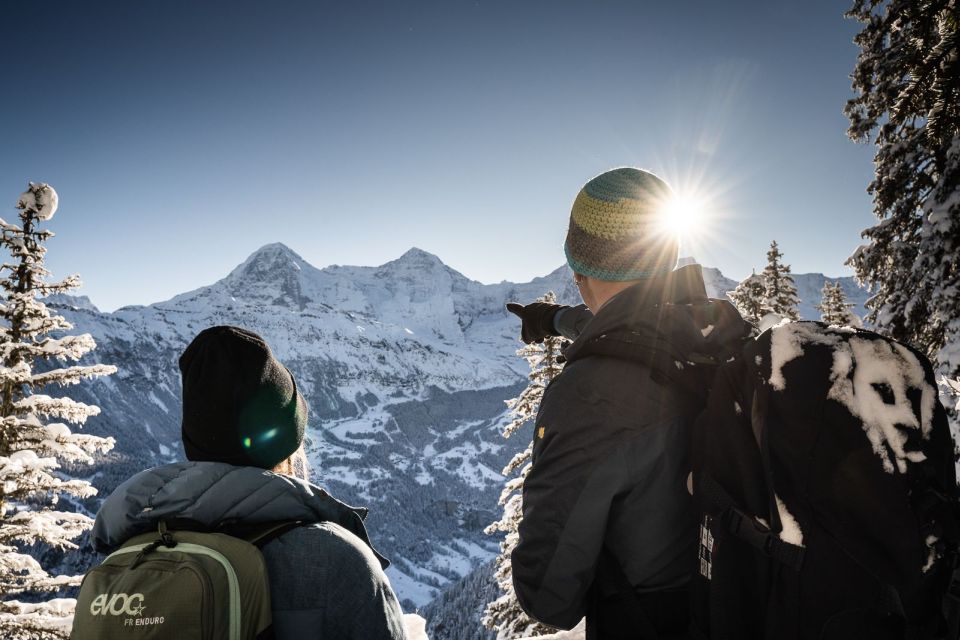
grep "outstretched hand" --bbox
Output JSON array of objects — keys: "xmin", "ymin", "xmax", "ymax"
[{"xmin": 506, "ymin": 302, "xmax": 565, "ymax": 344}]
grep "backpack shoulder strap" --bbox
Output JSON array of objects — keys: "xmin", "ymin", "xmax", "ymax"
[{"xmin": 751, "ymin": 383, "xmax": 786, "ymax": 534}]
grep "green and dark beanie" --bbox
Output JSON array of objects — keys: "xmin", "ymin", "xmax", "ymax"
[
  {"xmin": 179, "ymin": 325, "xmax": 307, "ymax": 470},
  {"xmin": 564, "ymin": 167, "xmax": 678, "ymax": 281}
]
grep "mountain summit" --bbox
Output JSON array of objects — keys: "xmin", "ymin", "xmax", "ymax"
[
  {"xmin": 232, "ymin": 242, "xmax": 308, "ymax": 275},
  {"xmin": 219, "ymin": 243, "xmax": 319, "ymax": 309}
]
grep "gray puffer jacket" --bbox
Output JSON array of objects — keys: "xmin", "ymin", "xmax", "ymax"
[{"xmin": 91, "ymin": 461, "xmax": 406, "ymax": 640}]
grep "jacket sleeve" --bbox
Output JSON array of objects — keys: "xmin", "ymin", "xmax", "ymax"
[
  {"xmin": 263, "ymin": 523, "xmax": 407, "ymax": 639},
  {"xmin": 553, "ymin": 304, "xmax": 593, "ymax": 342},
  {"xmin": 510, "ymin": 368, "xmax": 636, "ymax": 629},
  {"xmin": 324, "ymin": 524, "xmax": 407, "ymax": 640}
]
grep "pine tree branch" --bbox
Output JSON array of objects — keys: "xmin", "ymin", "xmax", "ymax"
[{"xmin": 28, "ymin": 364, "xmax": 118, "ymax": 389}]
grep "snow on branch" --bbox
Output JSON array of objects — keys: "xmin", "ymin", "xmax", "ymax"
[
  {"xmin": 0, "ymin": 598, "xmax": 77, "ymax": 640},
  {"xmin": 0, "ymin": 218, "xmax": 22, "ymax": 234},
  {"xmin": 38, "ymin": 422, "xmax": 115, "ymax": 464},
  {"xmin": 29, "ymin": 364, "xmax": 118, "ymax": 389},
  {"xmin": 0, "ymin": 361, "xmax": 31, "ymax": 385},
  {"xmin": 0, "ymin": 449, "xmax": 101, "ymax": 504},
  {"xmin": 35, "ymin": 334, "xmax": 98, "ymax": 361},
  {"xmin": 0, "ymin": 546, "xmax": 81, "ymax": 597},
  {"xmin": 0, "ymin": 509, "xmax": 94, "ymax": 550},
  {"xmin": 0, "ymin": 337, "xmax": 98, "ymax": 363},
  {"xmin": 0, "ymin": 448, "xmax": 59, "ymax": 477},
  {"xmin": 13, "ymin": 395, "xmax": 101, "ymax": 424},
  {"xmin": 0, "ymin": 417, "xmax": 114, "ymax": 464},
  {"xmin": 34, "ymin": 274, "xmax": 83, "ymax": 297}
]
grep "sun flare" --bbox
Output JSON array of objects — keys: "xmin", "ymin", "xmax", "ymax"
[{"xmin": 659, "ymin": 194, "xmax": 706, "ymax": 239}]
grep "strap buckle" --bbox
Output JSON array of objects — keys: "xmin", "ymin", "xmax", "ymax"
[{"xmin": 722, "ymin": 506, "xmax": 805, "ymax": 570}]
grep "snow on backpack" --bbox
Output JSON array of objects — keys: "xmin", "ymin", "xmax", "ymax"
[
  {"xmin": 690, "ymin": 321, "xmax": 960, "ymax": 640},
  {"xmin": 71, "ymin": 520, "xmax": 300, "ymax": 640}
]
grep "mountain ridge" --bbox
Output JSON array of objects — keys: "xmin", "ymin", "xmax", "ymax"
[{"xmin": 69, "ymin": 242, "xmax": 869, "ymax": 319}]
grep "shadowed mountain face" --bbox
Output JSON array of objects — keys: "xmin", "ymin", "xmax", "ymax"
[{"xmin": 51, "ymin": 244, "xmax": 867, "ymax": 609}]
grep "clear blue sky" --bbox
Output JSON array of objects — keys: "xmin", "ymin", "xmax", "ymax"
[{"xmin": 0, "ymin": 0, "xmax": 875, "ymax": 311}]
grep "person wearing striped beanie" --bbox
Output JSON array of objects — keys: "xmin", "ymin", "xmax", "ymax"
[
  {"xmin": 509, "ymin": 168, "xmax": 751, "ymax": 638},
  {"xmin": 508, "ymin": 168, "xmax": 681, "ymax": 340},
  {"xmin": 565, "ymin": 167, "xmax": 678, "ymax": 284}
]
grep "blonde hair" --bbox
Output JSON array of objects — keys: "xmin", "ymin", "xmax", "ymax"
[{"xmin": 271, "ymin": 445, "xmax": 310, "ymax": 482}]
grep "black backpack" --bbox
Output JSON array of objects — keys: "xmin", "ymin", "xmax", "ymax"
[{"xmin": 690, "ymin": 321, "xmax": 960, "ymax": 640}]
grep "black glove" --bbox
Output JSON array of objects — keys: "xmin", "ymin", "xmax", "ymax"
[{"xmin": 506, "ymin": 302, "xmax": 565, "ymax": 344}]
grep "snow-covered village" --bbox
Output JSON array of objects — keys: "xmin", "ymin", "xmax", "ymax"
[{"xmin": 1, "ymin": 1, "xmax": 958, "ymax": 639}]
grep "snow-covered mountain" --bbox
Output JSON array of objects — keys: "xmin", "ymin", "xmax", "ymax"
[{"xmin": 53, "ymin": 244, "xmax": 868, "ymax": 611}]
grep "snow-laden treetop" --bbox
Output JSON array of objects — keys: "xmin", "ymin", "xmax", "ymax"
[{"xmin": 16, "ymin": 183, "xmax": 58, "ymax": 221}]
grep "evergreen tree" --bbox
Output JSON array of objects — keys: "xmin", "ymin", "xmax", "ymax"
[
  {"xmin": 845, "ymin": 0, "xmax": 960, "ymax": 378},
  {"xmin": 761, "ymin": 240, "xmax": 800, "ymax": 320},
  {"xmin": 483, "ymin": 292, "xmax": 564, "ymax": 639},
  {"xmin": 728, "ymin": 270, "xmax": 766, "ymax": 325},
  {"xmin": 817, "ymin": 281, "xmax": 857, "ymax": 327},
  {"xmin": 0, "ymin": 183, "xmax": 116, "ymax": 639}
]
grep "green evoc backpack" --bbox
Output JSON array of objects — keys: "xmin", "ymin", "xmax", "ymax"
[{"xmin": 71, "ymin": 520, "xmax": 298, "ymax": 640}]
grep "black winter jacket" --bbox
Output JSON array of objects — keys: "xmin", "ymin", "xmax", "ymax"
[{"xmin": 511, "ymin": 265, "xmax": 750, "ymax": 639}]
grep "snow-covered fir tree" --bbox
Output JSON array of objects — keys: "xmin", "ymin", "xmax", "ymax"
[
  {"xmin": 845, "ymin": 0, "xmax": 960, "ymax": 379},
  {"xmin": 0, "ymin": 183, "xmax": 117, "ymax": 639},
  {"xmin": 483, "ymin": 292, "xmax": 565, "ymax": 639},
  {"xmin": 728, "ymin": 270, "xmax": 766, "ymax": 325},
  {"xmin": 817, "ymin": 281, "xmax": 857, "ymax": 326},
  {"xmin": 761, "ymin": 240, "xmax": 800, "ymax": 320}
]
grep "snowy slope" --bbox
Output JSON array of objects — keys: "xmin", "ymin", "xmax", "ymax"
[{"xmin": 53, "ymin": 246, "xmax": 867, "ymax": 611}]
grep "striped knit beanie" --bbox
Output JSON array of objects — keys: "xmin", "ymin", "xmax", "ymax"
[{"xmin": 564, "ymin": 167, "xmax": 678, "ymax": 281}]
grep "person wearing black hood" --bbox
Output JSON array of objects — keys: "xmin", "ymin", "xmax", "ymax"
[
  {"xmin": 507, "ymin": 168, "xmax": 750, "ymax": 639},
  {"xmin": 90, "ymin": 326, "xmax": 406, "ymax": 639}
]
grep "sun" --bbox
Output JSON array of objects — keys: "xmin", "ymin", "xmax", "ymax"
[{"xmin": 658, "ymin": 194, "xmax": 706, "ymax": 239}]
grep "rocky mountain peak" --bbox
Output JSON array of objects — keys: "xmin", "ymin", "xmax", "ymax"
[
  {"xmin": 378, "ymin": 247, "xmax": 458, "ymax": 276},
  {"xmin": 220, "ymin": 242, "xmax": 315, "ymax": 309},
  {"xmin": 230, "ymin": 242, "xmax": 305, "ymax": 279}
]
